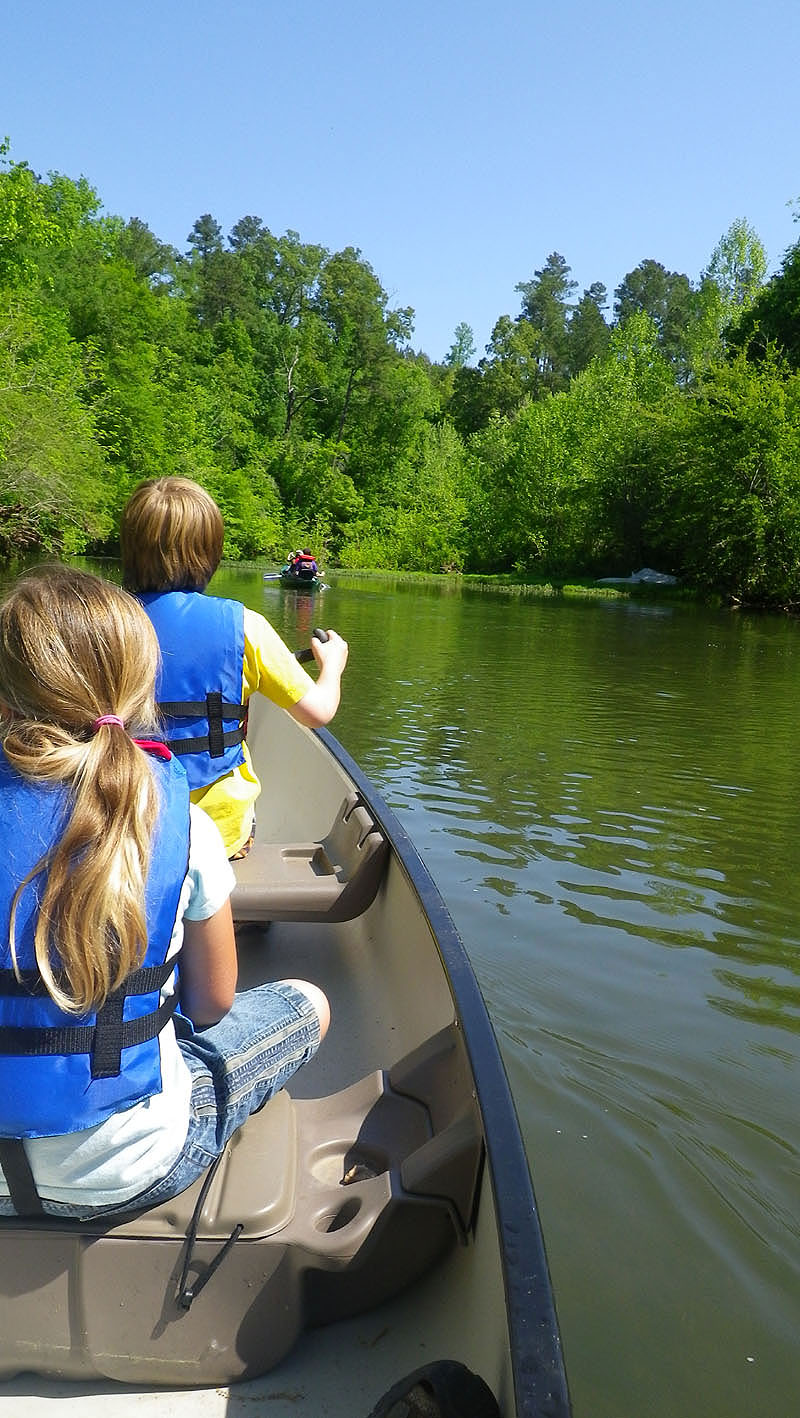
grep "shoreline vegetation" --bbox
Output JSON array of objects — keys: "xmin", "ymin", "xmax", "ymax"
[
  {"xmin": 3, "ymin": 143, "xmax": 800, "ymax": 611},
  {"xmin": 301, "ymin": 566, "xmax": 706, "ymax": 606}
]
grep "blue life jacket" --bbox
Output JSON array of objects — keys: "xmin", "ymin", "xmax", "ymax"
[
  {"xmin": 138, "ymin": 591, "xmax": 247, "ymax": 791},
  {"xmin": 0, "ymin": 750, "xmax": 190, "ymax": 1139}
]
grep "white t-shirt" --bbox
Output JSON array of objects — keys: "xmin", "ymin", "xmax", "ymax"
[{"xmin": 0, "ymin": 804, "xmax": 235, "ymax": 1209}]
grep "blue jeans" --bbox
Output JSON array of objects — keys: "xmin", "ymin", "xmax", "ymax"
[{"xmin": 1, "ymin": 982, "xmax": 321, "ymax": 1221}]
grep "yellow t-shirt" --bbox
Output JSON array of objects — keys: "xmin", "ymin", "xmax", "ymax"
[{"xmin": 189, "ymin": 606, "xmax": 313, "ymax": 855}]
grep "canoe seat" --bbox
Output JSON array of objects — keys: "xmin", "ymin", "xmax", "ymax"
[
  {"xmin": 231, "ymin": 790, "xmax": 390, "ymax": 922},
  {"xmin": 0, "ymin": 1026, "xmax": 483, "ymax": 1386}
]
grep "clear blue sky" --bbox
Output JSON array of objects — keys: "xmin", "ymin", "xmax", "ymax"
[{"xmin": 4, "ymin": 0, "xmax": 799, "ymax": 361}]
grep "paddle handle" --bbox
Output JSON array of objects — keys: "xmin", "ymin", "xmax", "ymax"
[{"xmin": 295, "ymin": 628, "xmax": 329, "ymax": 663}]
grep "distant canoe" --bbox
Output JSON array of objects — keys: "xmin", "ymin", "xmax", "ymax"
[
  {"xmin": 263, "ymin": 567, "xmax": 326, "ymax": 591},
  {"xmin": 280, "ymin": 568, "xmax": 324, "ymax": 591}
]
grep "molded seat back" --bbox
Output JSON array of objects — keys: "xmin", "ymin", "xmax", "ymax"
[{"xmin": 231, "ymin": 792, "xmax": 390, "ymax": 922}]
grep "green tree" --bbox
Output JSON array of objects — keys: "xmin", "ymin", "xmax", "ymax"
[
  {"xmin": 691, "ymin": 219, "xmax": 767, "ymax": 369},
  {"xmin": 41, "ymin": 216, "xmax": 201, "ymax": 492},
  {"xmin": 566, "ymin": 282, "xmax": 610, "ymax": 376},
  {"xmin": 455, "ymin": 254, "xmax": 581, "ymax": 433},
  {"xmin": 339, "ymin": 422, "xmax": 468, "ymax": 571},
  {"xmin": 186, "ymin": 213, "xmax": 223, "ymax": 260},
  {"xmin": 228, "ymin": 226, "xmax": 328, "ymax": 438},
  {"xmin": 0, "ymin": 145, "xmax": 99, "ymax": 288},
  {"xmin": 0, "ymin": 295, "xmax": 110, "ymax": 556},
  {"xmin": 704, "ymin": 218, "xmax": 767, "ymax": 317},
  {"xmin": 313, "ymin": 245, "xmax": 413, "ymax": 444},
  {"xmin": 444, "ymin": 322, "xmax": 476, "ymax": 369},
  {"xmin": 732, "ymin": 234, "xmax": 800, "ymax": 367},
  {"xmin": 266, "ymin": 434, "xmax": 363, "ymax": 548},
  {"xmin": 471, "ymin": 313, "xmax": 543, "ymax": 422},
  {"xmin": 572, "ymin": 313, "xmax": 679, "ymax": 571},
  {"xmin": 464, "ymin": 311, "xmax": 676, "ymax": 576},
  {"xmin": 515, "ymin": 251, "xmax": 577, "ymax": 391},
  {"xmin": 614, "ymin": 258, "xmax": 697, "ymax": 376},
  {"xmin": 645, "ymin": 352, "xmax": 800, "ymax": 604},
  {"xmin": 116, "ymin": 217, "xmax": 178, "ymax": 285},
  {"xmin": 447, "ymin": 361, "xmax": 494, "ymax": 437}
]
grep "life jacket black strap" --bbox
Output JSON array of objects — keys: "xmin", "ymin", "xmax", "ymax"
[
  {"xmin": 0, "ymin": 970, "xmax": 50, "ymax": 997},
  {"xmin": 157, "ymin": 691, "xmax": 247, "ymax": 760},
  {"xmin": 166, "ymin": 727, "xmax": 245, "ymax": 758},
  {"xmin": 0, "ymin": 957, "xmax": 176, "ymax": 999},
  {"xmin": 157, "ymin": 699, "xmax": 246, "ymax": 719},
  {"xmin": 91, "ymin": 988, "xmax": 127, "ymax": 1079},
  {"xmin": 0, "ymin": 990, "xmax": 179, "ymax": 1077},
  {"xmin": 86, "ymin": 958, "xmax": 178, "ymax": 1078},
  {"xmin": 87, "ymin": 957, "xmax": 180, "ymax": 1078},
  {"xmin": 0, "ymin": 1138, "xmax": 44, "ymax": 1217}
]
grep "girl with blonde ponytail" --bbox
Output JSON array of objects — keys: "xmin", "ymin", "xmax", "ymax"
[
  {"xmin": 0, "ymin": 567, "xmax": 329, "ymax": 1219},
  {"xmin": 0, "ymin": 565, "xmax": 162, "ymax": 1015}
]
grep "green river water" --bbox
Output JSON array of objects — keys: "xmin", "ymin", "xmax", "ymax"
[
  {"xmin": 228, "ymin": 568, "xmax": 800, "ymax": 1418},
  {"xmin": 8, "ymin": 560, "xmax": 800, "ymax": 1417}
]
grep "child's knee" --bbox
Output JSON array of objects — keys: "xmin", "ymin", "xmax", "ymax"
[{"xmin": 286, "ymin": 979, "xmax": 330, "ymax": 1041}]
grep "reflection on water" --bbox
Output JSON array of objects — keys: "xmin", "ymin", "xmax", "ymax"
[{"xmin": 32, "ymin": 561, "xmax": 800, "ymax": 1416}]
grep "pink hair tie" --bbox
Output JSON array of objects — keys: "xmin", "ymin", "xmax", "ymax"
[{"xmin": 93, "ymin": 715, "xmax": 125, "ymax": 731}]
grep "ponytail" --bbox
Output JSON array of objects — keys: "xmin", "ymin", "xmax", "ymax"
[{"xmin": 0, "ymin": 567, "xmax": 163, "ymax": 1014}]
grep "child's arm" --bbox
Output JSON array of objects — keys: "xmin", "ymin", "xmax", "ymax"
[
  {"xmin": 242, "ymin": 609, "xmax": 348, "ymax": 727},
  {"xmin": 178, "ymin": 804, "xmax": 238, "ymax": 1027},
  {"xmin": 288, "ymin": 629, "xmax": 349, "ymax": 728},
  {"xmin": 180, "ymin": 900, "xmax": 237, "ymax": 1027}
]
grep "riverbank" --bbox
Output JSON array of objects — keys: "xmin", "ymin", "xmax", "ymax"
[{"xmin": 324, "ymin": 565, "xmax": 700, "ymax": 605}]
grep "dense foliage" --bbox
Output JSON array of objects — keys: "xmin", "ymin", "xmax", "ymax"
[{"xmin": 2, "ymin": 142, "xmax": 799, "ymax": 606}]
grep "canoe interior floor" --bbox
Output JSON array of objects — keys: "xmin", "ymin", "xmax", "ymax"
[{"xmin": 233, "ymin": 901, "xmax": 455, "ymax": 1100}]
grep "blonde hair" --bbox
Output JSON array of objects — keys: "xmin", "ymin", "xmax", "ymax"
[
  {"xmin": 120, "ymin": 477, "xmax": 224, "ymax": 592},
  {"xmin": 0, "ymin": 566, "xmax": 162, "ymax": 1015}
]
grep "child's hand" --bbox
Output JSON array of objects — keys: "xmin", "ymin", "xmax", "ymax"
[
  {"xmin": 312, "ymin": 628, "xmax": 348, "ymax": 675},
  {"xmin": 291, "ymin": 630, "xmax": 349, "ymax": 726}
]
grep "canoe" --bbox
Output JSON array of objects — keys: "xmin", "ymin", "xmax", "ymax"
[
  {"xmin": 262, "ymin": 569, "xmax": 326, "ymax": 591},
  {"xmin": 0, "ymin": 699, "xmax": 571, "ymax": 1418}
]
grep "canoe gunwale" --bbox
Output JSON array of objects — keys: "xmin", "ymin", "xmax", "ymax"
[{"xmin": 316, "ymin": 728, "xmax": 572, "ymax": 1418}]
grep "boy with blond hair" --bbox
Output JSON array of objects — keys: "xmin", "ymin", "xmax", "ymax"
[{"xmin": 121, "ymin": 477, "xmax": 348, "ymax": 858}]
